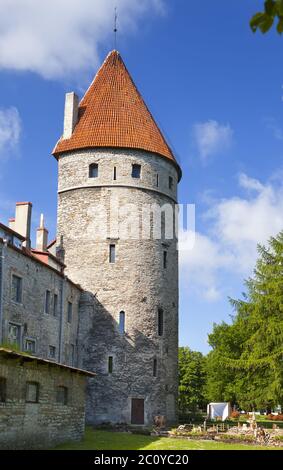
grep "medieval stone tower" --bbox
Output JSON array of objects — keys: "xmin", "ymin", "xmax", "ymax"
[{"xmin": 53, "ymin": 51, "xmax": 182, "ymax": 425}]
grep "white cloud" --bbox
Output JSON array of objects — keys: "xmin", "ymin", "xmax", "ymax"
[
  {"xmin": 264, "ymin": 117, "xmax": 283, "ymax": 141},
  {"xmin": 0, "ymin": 107, "xmax": 21, "ymax": 157},
  {"xmin": 0, "ymin": 0, "xmax": 163, "ymax": 80},
  {"xmin": 180, "ymin": 172, "xmax": 283, "ymax": 301},
  {"xmin": 193, "ymin": 120, "xmax": 233, "ymax": 162}
]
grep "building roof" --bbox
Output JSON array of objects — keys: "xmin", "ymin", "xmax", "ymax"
[
  {"xmin": 0, "ymin": 222, "xmax": 25, "ymax": 241},
  {"xmin": 0, "ymin": 348, "xmax": 96, "ymax": 377},
  {"xmin": 53, "ymin": 50, "xmax": 181, "ymax": 178}
]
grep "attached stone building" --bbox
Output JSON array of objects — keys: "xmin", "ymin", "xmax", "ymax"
[
  {"xmin": 0, "ymin": 348, "xmax": 95, "ymax": 449},
  {"xmin": 0, "ymin": 216, "xmax": 82, "ymax": 366}
]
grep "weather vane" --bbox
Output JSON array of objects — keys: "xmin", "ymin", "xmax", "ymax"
[{"xmin": 114, "ymin": 6, "xmax": 118, "ymax": 50}]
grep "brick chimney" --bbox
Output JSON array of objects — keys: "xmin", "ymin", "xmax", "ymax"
[
  {"xmin": 36, "ymin": 214, "xmax": 48, "ymax": 252},
  {"xmin": 63, "ymin": 92, "xmax": 79, "ymax": 139},
  {"xmin": 14, "ymin": 202, "xmax": 32, "ymax": 249}
]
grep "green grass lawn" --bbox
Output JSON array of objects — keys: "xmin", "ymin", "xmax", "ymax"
[{"xmin": 54, "ymin": 428, "xmax": 282, "ymax": 451}]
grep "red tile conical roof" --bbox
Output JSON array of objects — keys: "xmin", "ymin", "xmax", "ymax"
[{"xmin": 53, "ymin": 50, "xmax": 181, "ymax": 178}]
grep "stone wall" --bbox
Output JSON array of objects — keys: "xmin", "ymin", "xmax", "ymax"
[
  {"xmin": 0, "ymin": 353, "xmax": 87, "ymax": 449},
  {"xmin": 0, "ymin": 240, "xmax": 81, "ymax": 367},
  {"xmin": 57, "ymin": 148, "xmax": 179, "ymax": 425}
]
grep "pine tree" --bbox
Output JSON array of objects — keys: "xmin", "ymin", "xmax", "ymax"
[{"xmin": 206, "ymin": 231, "xmax": 283, "ymax": 410}]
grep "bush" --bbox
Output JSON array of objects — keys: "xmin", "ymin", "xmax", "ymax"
[
  {"xmin": 267, "ymin": 414, "xmax": 283, "ymax": 421},
  {"xmin": 219, "ymin": 433, "xmax": 254, "ymax": 442}
]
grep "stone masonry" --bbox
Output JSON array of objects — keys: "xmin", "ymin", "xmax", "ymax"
[
  {"xmin": 57, "ymin": 148, "xmax": 179, "ymax": 425},
  {"xmin": 0, "ymin": 348, "xmax": 92, "ymax": 449}
]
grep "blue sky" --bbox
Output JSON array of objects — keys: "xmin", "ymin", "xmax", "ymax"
[{"xmin": 1, "ymin": 0, "xmax": 283, "ymax": 353}]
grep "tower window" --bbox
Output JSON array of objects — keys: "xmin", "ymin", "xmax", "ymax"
[
  {"xmin": 132, "ymin": 164, "xmax": 141, "ymax": 179},
  {"xmin": 119, "ymin": 311, "xmax": 125, "ymax": 334},
  {"xmin": 169, "ymin": 176, "xmax": 173, "ymax": 190},
  {"xmin": 67, "ymin": 302, "xmax": 73, "ymax": 323},
  {"xmin": 0, "ymin": 377, "xmax": 7, "ymax": 403},
  {"xmin": 108, "ymin": 356, "xmax": 113, "ymax": 374},
  {"xmin": 45, "ymin": 290, "xmax": 51, "ymax": 314},
  {"xmin": 156, "ymin": 174, "xmax": 159, "ymax": 187},
  {"xmin": 11, "ymin": 274, "xmax": 22, "ymax": 303},
  {"xmin": 158, "ymin": 308, "xmax": 164, "ymax": 336},
  {"xmin": 89, "ymin": 163, "xmax": 98, "ymax": 178},
  {"xmin": 109, "ymin": 244, "xmax": 116, "ymax": 263},
  {"xmin": 163, "ymin": 251, "xmax": 167, "ymax": 269},
  {"xmin": 53, "ymin": 294, "xmax": 58, "ymax": 316},
  {"xmin": 113, "ymin": 166, "xmax": 117, "ymax": 180},
  {"xmin": 153, "ymin": 358, "xmax": 157, "ymax": 377}
]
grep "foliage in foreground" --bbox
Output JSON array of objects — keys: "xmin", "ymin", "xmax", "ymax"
[
  {"xmin": 178, "ymin": 347, "xmax": 206, "ymax": 414},
  {"xmin": 205, "ymin": 232, "xmax": 283, "ymax": 410},
  {"xmin": 251, "ymin": 0, "xmax": 283, "ymax": 34}
]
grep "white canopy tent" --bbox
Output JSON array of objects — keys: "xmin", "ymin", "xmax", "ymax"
[{"xmin": 207, "ymin": 402, "xmax": 231, "ymax": 421}]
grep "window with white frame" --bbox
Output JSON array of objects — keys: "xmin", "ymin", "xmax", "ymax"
[
  {"xmin": 8, "ymin": 323, "xmax": 21, "ymax": 346},
  {"xmin": 24, "ymin": 339, "xmax": 36, "ymax": 354},
  {"xmin": 49, "ymin": 345, "xmax": 56, "ymax": 359}
]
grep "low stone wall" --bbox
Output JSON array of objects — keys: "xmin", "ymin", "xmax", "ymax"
[{"xmin": 0, "ymin": 353, "xmax": 87, "ymax": 449}]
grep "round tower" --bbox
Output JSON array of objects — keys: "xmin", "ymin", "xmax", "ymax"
[{"xmin": 53, "ymin": 51, "xmax": 182, "ymax": 426}]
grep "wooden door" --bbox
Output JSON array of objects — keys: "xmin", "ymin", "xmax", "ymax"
[{"xmin": 131, "ymin": 398, "xmax": 144, "ymax": 425}]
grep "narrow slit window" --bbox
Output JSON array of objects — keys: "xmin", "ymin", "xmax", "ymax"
[
  {"xmin": 132, "ymin": 164, "xmax": 141, "ymax": 179},
  {"xmin": 119, "ymin": 311, "xmax": 125, "ymax": 334},
  {"xmin": 158, "ymin": 308, "xmax": 164, "ymax": 337},
  {"xmin": 11, "ymin": 274, "xmax": 22, "ymax": 303},
  {"xmin": 45, "ymin": 290, "xmax": 51, "ymax": 314},
  {"xmin": 89, "ymin": 163, "xmax": 98, "ymax": 178},
  {"xmin": 163, "ymin": 251, "xmax": 167, "ymax": 269},
  {"xmin": 169, "ymin": 176, "xmax": 173, "ymax": 190},
  {"xmin": 109, "ymin": 244, "xmax": 116, "ymax": 263},
  {"xmin": 156, "ymin": 174, "xmax": 159, "ymax": 187},
  {"xmin": 53, "ymin": 294, "xmax": 58, "ymax": 316},
  {"xmin": 67, "ymin": 302, "xmax": 73, "ymax": 323},
  {"xmin": 153, "ymin": 359, "xmax": 157, "ymax": 377},
  {"xmin": 0, "ymin": 377, "xmax": 7, "ymax": 403},
  {"xmin": 113, "ymin": 166, "xmax": 117, "ymax": 180},
  {"xmin": 108, "ymin": 356, "xmax": 113, "ymax": 374}
]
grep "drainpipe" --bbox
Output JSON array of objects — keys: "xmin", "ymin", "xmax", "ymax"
[
  {"xmin": 0, "ymin": 240, "xmax": 7, "ymax": 344},
  {"xmin": 58, "ymin": 276, "xmax": 66, "ymax": 363}
]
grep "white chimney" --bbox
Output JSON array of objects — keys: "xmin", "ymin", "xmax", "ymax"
[
  {"xmin": 63, "ymin": 92, "xmax": 79, "ymax": 139},
  {"xmin": 36, "ymin": 214, "xmax": 48, "ymax": 252},
  {"xmin": 9, "ymin": 218, "xmax": 15, "ymax": 231},
  {"xmin": 14, "ymin": 202, "xmax": 32, "ymax": 249}
]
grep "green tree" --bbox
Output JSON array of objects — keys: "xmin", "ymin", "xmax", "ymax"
[
  {"xmin": 251, "ymin": 0, "xmax": 283, "ymax": 34},
  {"xmin": 179, "ymin": 347, "xmax": 207, "ymax": 413},
  {"xmin": 206, "ymin": 231, "xmax": 283, "ymax": 410}
]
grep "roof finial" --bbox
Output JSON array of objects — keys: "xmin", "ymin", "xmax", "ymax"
[
  {"xmin": 40, "ymin": 213, "xmax": 44, "ymax": 229},
  {"xmin": 114, "ymin": 6, "xmax": 118, "ymax": 50}
]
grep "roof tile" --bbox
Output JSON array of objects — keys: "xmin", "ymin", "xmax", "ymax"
[{"xmin": 53, "ymin": 50, "xmax": 180, "ymax": 173}]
